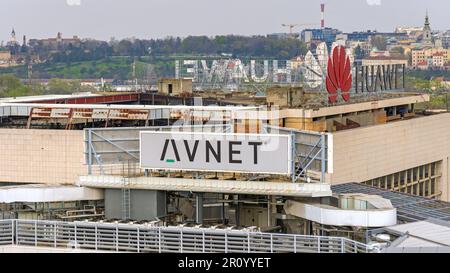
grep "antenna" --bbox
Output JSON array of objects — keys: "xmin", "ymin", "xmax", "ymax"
[{"xmin": 321, "ymin": 3, "xmax": 325, "ymax": 29}]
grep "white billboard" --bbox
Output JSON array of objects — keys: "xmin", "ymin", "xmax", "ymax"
[{"xmin": 140, "ymin": 131, "xmax": 292, "ymax": 175}]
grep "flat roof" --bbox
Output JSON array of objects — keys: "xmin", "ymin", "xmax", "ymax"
[
  {"xmin": 0, "ymin": 92, "xmax": 431, "ymax": 121},
  {"xmin": 0, "ymin": 93, "xmax": 101, "ymax": 103},
  {"xmin": 283, "ymin": 93, "xmax": 430, "ymax": 119},
  {"xmin": 385, "ymin": 219, "xmax": 450, "ymax": 247},
  {"xmin": 0, "ymin": 102, "xmax": 259, "ymax": 111},
  {"xmin": 332, "ymin": 183, "xmax": 450, "ymax": 222}
]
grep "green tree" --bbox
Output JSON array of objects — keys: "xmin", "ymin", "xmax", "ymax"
[
  {"xmin": 354, "ymin": 45, "xmax": 364, "ymax": 59},
  {"xmin": 0, "ymin": 74, "xmax": 29, "ymax": 97},
  {"xmin": 370, "ymin": 35, "xmax": 387, "ymax": 51},
  {"xmin": 46, "ymin": 78, "xmax": 82, "ymax": 94},
  {"xmin": 0, "ymin": 74, "xmax": 44, "ymax": 97}
]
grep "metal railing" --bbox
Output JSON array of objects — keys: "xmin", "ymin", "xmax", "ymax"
[
  {"xmin": 0, "ymin": 219, "xmax": 373, "ymax": 253},
  {"xmin": 0, "ymin": 220, "xmax": 13, "ymax": 246}
]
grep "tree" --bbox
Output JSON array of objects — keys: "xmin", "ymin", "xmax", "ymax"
[
  {"xmin": 354, "ymin": 45, "xmax": 364, "ymax": 59},
  {"xmin": 0, "ymin": 74, "xmax": 43, "ymax": 98},
  {"xmin": 370, "ymin": 35, "xmax": 387, "ymax": 51},
  {"xmin": 389, "ymin": 46, "xmax": 405, "ymax": 58},
  {"xmin": 46, "ymin": 78, "xmax": 82, "ymax": 94}
]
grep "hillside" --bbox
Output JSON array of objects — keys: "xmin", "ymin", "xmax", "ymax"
[{"xmin": 0, "ymin": 56, "xmax": 172, "ymax": 81}]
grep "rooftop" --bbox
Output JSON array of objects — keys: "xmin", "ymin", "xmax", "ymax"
[
  {"xmin": 332, "ymin": 183, "xmax": 450, "ymax": 222},
  {"xmin": 385, "ymin": 219, "xmax": 450, "ymax": 247}
]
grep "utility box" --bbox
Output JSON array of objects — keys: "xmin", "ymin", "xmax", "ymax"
[
  {"xmin": 239, "ymin": 206, "xmax": 269, "ymax": 228},
  {"xmin": 105, "ymin": 189, "xmax": 166, "ymax": 220}
]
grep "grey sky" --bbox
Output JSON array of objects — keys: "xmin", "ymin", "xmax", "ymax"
[{"xmin": 0, "ymin": 0, "xmax": 448, "ymax": 43}]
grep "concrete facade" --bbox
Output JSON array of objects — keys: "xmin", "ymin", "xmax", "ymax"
[
  {"xmin": 266, "ymin": 87, "xmax": 307, "ymax": 108},
  {"xmin": 411, "ymin": 47, "xmax": 450, "ymax": 68},
  {"xmin": 328, "ymin": 113, "xmax": 450, "ymax": 201},
  {"xmin": 361, "ymin": 57, "xmax": 408, "ymax": 68},
  {"xmin": 0, "ymin": 129, "xmax": 86, "ymax": 184}
]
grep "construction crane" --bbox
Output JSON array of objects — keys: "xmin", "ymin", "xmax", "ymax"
[{"xmin": 281, "ymin": 23, "xmax": 317, "ymax": 35}]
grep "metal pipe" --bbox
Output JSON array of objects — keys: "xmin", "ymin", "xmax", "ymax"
[
  {"xmin": 88, "ymin": 129, "xmax": 92, "ymax": 175},
  {"xmin": 321, "ymin": 134, "xmax": 326, "ymax": 183},
  {"xmin": 195, "ymin": 193, "xmax": 204, "ymax": 224}
]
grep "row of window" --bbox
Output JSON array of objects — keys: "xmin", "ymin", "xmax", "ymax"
[{"xmin": 363, "ymin": 161, "xmax": 441, "ymax": 199}]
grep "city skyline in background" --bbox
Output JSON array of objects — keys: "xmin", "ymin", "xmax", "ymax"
[{"xmin": 0, "ymin": 0, "xmax": 449, "ymax": 42}]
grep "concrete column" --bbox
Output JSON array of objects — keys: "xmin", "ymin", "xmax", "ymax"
[
  {"xmin": 270, "ymin": 196, "xmax": 277, "ymax": 227},
  {"xmin": 442, "ymin": 158, "xmax": 449, "ymax": 202},
  {"xmin": 404, "ymin": 169, "xmax": 408, "ymax": 193},
  {"xmin": 221, "ymin": 194, "xmax": 226, "ymax": 224},
  {"xmin": 235, "ymin": 195, "xmax": 240, "ymax": 226},
  {"xmin": 195, "ymin": 193, "xmax": 204, "ymax": 224},
  {"xmin": 267, "ymin": 195, "xmax": 271, "ymax": 228}
]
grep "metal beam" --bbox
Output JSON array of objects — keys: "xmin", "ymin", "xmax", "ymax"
[
  {"xmin": 91, "ymin": 131, "xmax": 139, "ymax": 160},
  {"xmin": 196, "ymin": 193, "xmax": 204, "ymax": 224}
]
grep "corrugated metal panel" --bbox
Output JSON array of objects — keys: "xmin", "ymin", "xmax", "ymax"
[
  {"xmin": 332, "ymin": 183, "xmax": 450, "ymax": 222},
  {"xmin": 396, "ymin": 237, "xmax": 442, "ymax": 248},
  {"xmin": 10, "ymin": 106, "xmax": 18, "ymax": 116},
  {"xmin": 0, "ymin": 106, "xmax": 7, "ymax": 117},
  {"xmin": 386, "ymin": 220, "xmax": 450, "ymax": 246},
  {"xmin": 6, "ymin": 105, "xmax": 33, "ymax": 116},
  {"xmin": 20, "ymin": 106, "xmax": 31, "ymax": 116},
  {"xmin": 162, "ymin": 108, "xmax": 170, "ymax": 119}
]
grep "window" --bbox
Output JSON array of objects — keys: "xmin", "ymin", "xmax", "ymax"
[{"xmin": 363, "ymin": 161, "xmax": 442, "ymax": 199}]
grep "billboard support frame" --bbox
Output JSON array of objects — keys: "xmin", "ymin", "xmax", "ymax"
[
  {"xmin": 290, "ymin": 131, "xmax": 296, "ymax": 183},
  {"xmin": 84, "ymin": 125, "xmax": 328, "ymax": 183}
]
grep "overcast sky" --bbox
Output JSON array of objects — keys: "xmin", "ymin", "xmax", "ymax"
[{"xmin": 0, "ymin": 0, "xmax": 448, "ymax": 43}]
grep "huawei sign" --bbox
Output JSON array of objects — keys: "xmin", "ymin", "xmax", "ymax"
[{"xmin": 326, "ymin": 46, "xmax": 352, "ymax": 103}]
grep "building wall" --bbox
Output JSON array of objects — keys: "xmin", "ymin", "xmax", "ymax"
[
  {"xmin": 158, "ymin": 78, "xmax": 193, "ymax": 96},
  {"xmin": 361, "ymin": 58, "xmax": 408, "ymax": 68},
  {"xmin": 328, "ymin": 113, "xmax": 450, "ymax": 201},
  {"xmin": 282, "ymin": 110, "xmax": 387, "ymax": 132},
  {"xmin": 411, "ymin": 48, "xmax": 449, "ymax": 68},
  {"xmin": 0, "ymin": 129, "xmax": 86, "ymax": 185},
  {"xmin": 0, "ymin": 51, "xmax": 11, "ymax": 62}
]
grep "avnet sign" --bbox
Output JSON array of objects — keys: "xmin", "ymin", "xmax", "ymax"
[{"xmin": 140, "ymin": 132, "xmax": 291, "ymax": 175}]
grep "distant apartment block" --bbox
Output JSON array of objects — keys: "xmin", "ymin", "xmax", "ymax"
[{"xmin": 411, "ymin": 47, "xmax": 450, "ymax": 69}]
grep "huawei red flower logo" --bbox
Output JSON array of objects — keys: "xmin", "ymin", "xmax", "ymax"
[{"xmin": 326, "ymin": 46, "xmax": 352, "ymax": 103}]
